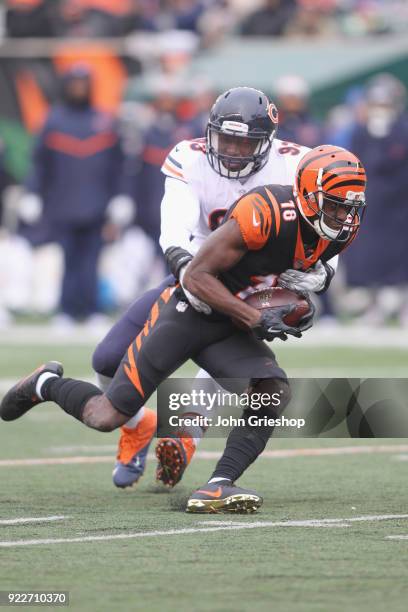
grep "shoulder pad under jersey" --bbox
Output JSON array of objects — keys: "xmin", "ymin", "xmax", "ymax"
[{"xmin": 161, "ymin": 138, "xmax": 207, "ymax": 184}]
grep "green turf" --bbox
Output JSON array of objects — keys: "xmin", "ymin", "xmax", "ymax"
[
  {"xmin": 0, "ymin": 344, "xmax": 407, "ymax": 378},
  {"xmin": 0, "ymin": 343, "xmax": 408, "ymax": 611},
  {"xmin": 0, "ymin": 435, "xmax": 408, "ymax": 612}
]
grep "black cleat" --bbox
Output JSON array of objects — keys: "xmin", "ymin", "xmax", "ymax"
[
  {"xmin": 0, "ymin": 361, "xmax": 63, "ymax": 422},
  {"xmin": 186, "ymin": 481, "xmax": 263, "ymax": 514}
]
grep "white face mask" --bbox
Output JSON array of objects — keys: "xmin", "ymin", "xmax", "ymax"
[{"xmin": 366, "ymin": 106, "xmax": 398, "ymax": 138}]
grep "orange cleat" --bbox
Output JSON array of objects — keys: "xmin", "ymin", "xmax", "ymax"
[
  {"xmin": 112, "ymin": 408, "xmax": 157, "ymax": 488},
  {"xmin": 155, "ymin": 436, "xmax": 196, "ymax": 487}
]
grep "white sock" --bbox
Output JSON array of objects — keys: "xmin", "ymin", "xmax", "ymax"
[
  {"xmin": 124, "ymin": 408, "xmax": 145, "ymax": 429},
  {"xmin": 35, "ymin": 372, "xmax": 59, "ymax": 400},
  {"xmin": 208, "ymin": 476, "xmax": 230, "ymax": 484}
]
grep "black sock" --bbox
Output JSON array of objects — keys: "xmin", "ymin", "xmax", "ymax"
[
  {"xmin": 210, "ymin": 409, "xmax": 275, "ymax": 483},
  {"xmin": 42, "ymin": 377, "xmax": 103, "ymax": 422}
]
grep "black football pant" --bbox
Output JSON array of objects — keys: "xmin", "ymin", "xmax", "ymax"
[{"xmin": 105, "ymin": 287, "xmax": 287, "ymax": 418}]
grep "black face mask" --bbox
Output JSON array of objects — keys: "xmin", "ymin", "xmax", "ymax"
[
  {"xmin": 62, "ymin": 74, "xmax": 92, "ymax": 109},
  {"xmin": 63, "ymin": 92, "xmax": 91, "ymax": 109}
]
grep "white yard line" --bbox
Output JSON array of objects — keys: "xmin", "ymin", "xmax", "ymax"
[
  {"xmin": 200, "ymin": 515, "xmax": 408, "ymax": 526},
  {"xmin": 50, "ymin": 444, "xmax": 395, "ymax": 457},
  {"xmin": 386, "ymin": 535, "xmax": 408, "ymax": 540},
  {"xmin": 0, "ymin": 515, "xmax": 68, "ymax": 526},
  {"xmin": 1, "ymin": 324, "xmax": 408, "ymax": 347},
  {"xmin": 2, "ymin": 444, "xmax": 408, "ymax": 468},
  {"xmin": 43, "ymin": 444, "xmax": 408, "ymax": 458},
  {"xmin": 1, "ymin": 514, "xmax": 407, "ymax": 548},
  {"xmin": 0, "ymin": 456, "xmax": 114, "ymax": 467}
]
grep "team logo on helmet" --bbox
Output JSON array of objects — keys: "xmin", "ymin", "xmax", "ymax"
[{"xmin": 267, "ymin": 103, "xmax": 279, "ymax": 124}]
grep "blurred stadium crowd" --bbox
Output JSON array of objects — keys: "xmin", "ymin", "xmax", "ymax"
[
  {"xmin": 0, "ymin": 0, "xmax": 407, "ymax": 331},
  {"xmin": 2, "ymin": 0, "xmax": 408, "ymax": 40}
]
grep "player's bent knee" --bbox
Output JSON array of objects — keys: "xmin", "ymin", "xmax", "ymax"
[
  {"xmin": 82, "ymin": 395, "xmax": 128, "ymax": 432},
  {"xmin": 92, "ymin": 342, "xmax": 118, "ymax": 379}
]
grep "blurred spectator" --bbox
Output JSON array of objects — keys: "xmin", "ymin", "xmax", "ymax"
[
  {"xmin": 157, "ymin": 30, "xmax": 199, "ymax": 75},
  {"xmin": 5, "ymin": 0, "xmax": 408, "ymax": 40},
  {"xmin": 336, "ymin": 0, "xmax": 408, "ymax": 37},
  {"xmin": 324, "ymin": 85, "xmax": 366, "ymax": 149},
  {"xmin": 127, "ymin": 76, "xmax": 203, "ymax": 247},
  {"xmin": 274, "ymin": 74, "xmax": 322, "ymax": 147},
  {"xmin": 19, "ymin": 64, "xmax": 134, "ymax": 327},
  {"xmin": 59, "ymin": 0, "xmax": 138, "ymax": 37},
  {"xmin": 286, "ymin": 0, "xmax": 337, "ymax": 37},
  {"xmin": 343, "ymin": 73, "xmax": 408, "ymax": 325},
  {"xmin": 6, "ymin": 0, "xmax": 58, "ymax": 37},
  {"xmin": 0, "ymin": 138, "xmax": 14, "ymax": 327},
  {"xmin": 0, "ymin": 137, "xmax": 10, "ymax": 217},
  {"xmin": 240, "ymin": 0, "xmax": 296, "ymax": 37},
  {"xmin": 141, "ymin": 0, "xmax": 206, "ymax": 33}
]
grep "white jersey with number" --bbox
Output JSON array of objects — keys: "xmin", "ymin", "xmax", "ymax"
[{"xmin": 160, "ymin": 137, "xmax": 310, "ymax": 255}]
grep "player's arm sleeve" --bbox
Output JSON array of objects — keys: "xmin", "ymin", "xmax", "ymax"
[
  {"xmin": 230, "ymin": 191, "xmax": 274, "ymax": 250},
  {"xmin": 159, "ymin": 177, "xmax": 200, "ymax": 253}
]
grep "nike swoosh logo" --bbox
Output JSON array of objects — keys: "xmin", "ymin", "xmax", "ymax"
[
  {"xmin": 196, "ymin": 487, "xmax": 223, "ymax": 498},
  {"xmin": 252, "ymin": 211, "xmax": 261, "ymax": 227}
]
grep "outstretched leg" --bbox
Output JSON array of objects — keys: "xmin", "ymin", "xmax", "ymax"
[{"xmin": 0, "ymin": 360, "xmax": 129, "ymax": 432}]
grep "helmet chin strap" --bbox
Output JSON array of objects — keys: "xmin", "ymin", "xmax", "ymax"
[
  {"xmin": 219, "ymin": 159, "xmax": 254, "ymax": 179},
  {"xmin": 314, "ymin": 218, "xmax": 340, "ymax": 241}
]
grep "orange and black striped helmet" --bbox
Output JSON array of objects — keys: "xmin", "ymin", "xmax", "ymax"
[{"xmin": 294, "ymin": 145, "xmax": 367, "ymax": 241}]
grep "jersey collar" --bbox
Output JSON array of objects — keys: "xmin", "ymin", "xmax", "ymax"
[{"xmin": 293, "ymin": 221, "xmax": 330, "ymax": 270}]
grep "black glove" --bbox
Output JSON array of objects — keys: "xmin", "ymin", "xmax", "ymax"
[
  {"xmin": 297, "ymin": 292, "xmax": 316, "ymax": 332},
  {"xmin": 164, "ymin": 246, "xmax": 193, "ymax": 280},
  {"xmin": 252, "ymin": 305, "xmax": 303, "ymax": 342}
]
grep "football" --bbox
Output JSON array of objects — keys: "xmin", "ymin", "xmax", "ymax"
[{"xmin": 243, "ymin": 287, "xmax": 310, "ymax": 327}]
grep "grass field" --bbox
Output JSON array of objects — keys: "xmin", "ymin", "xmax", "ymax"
[{"xmin": 1, "ymin": 336, "xmax": 408, "ymax": 612}]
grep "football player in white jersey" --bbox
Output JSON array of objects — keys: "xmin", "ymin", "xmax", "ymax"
[{"xmin": 91, "ymin": 87, "xmax": 333, "ymax": 489}]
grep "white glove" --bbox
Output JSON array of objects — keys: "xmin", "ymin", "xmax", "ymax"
[
  {"xmin": 278, "ymin": 260, "xmax": 332, "ymax": 294},
  {"xmin": 179, "ymin": 264, "xmax": 212, "ymax": 315},
  {"xmin": 18, "ymin": 193, "xmax": 42, "ymax": 224},
  {"xmin": 106, "ymin": 195, "xmax": 135, "ymax": 227}
]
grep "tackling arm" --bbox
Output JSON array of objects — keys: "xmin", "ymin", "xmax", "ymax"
[
  {"xmin": 183, "ymin": 219, "xmax": 262, "ymax": 328},
  {"xmin": 278, "ymin": 255, "xmax": 338, "ymax": 294},
  {"xmin": 160, "ymin": 176, "xmax": 213, "ymax": 314},
  {"xmin": 159, "ymin": 177, "xmax": 200, "ymax": 254}
]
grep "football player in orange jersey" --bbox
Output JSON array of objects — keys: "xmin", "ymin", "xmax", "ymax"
[{"xmin": 0, "ymin": 145, "xmax": 366, "ymax": 513}]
